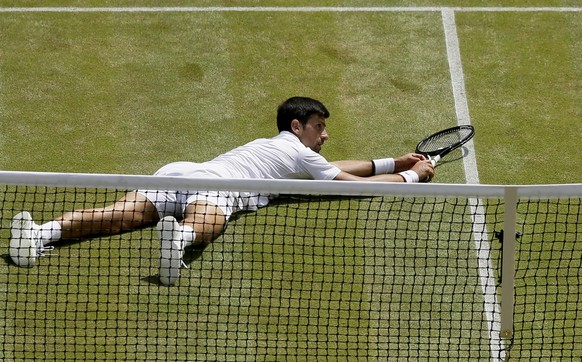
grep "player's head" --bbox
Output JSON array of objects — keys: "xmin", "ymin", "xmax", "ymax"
[
  {"xmin": 277, "ymin": 97, "xmax": 330, "ymax": 153},
  {"xmin": 277, "ymin": 97, "xmax": 330, "ymax": 133}
]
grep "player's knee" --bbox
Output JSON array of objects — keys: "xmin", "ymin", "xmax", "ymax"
[
  {"xmin": 117, "ymin": 219, "xmax": 137, "ymax": 233},
  {"xmin": 193, "ymin": 223, "xmax": 225, "ymax": 243}
]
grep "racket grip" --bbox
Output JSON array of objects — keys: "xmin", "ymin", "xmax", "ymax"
[{"xmin": 430, "ymin": 155, "xmax": 441, "ymax": 167}]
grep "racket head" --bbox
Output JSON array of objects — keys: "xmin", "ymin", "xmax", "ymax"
[{"xmin": 415, "ymin": 125, "xmax": 475, "ymax": 158}]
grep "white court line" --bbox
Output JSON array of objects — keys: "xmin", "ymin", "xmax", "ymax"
[
  {"xmin": 441, "ymin": 9, "xmax": 505, "ymax": 362},
  {"xmin": 0, "ymin": 6, "xmax": 580, "ymax": 12}
]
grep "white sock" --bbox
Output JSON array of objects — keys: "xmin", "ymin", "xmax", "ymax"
[
  {"xmin": 39, "ymin": 221, "xmax": 62, "ymax": 245},
  {"xmin": 179, "ymin": 225, "xmax": 196, "ymax": 247}
]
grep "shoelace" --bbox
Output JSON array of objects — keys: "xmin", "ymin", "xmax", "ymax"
[
  {"xmin": 38, "ymin": 244, "xmax": 56, "ymax": 257},
  {"xmin": 30, "ymin": 227, "xmax": 56, "ymax": 258}
]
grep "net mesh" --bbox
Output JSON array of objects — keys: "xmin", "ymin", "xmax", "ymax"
[
  {"xmin": 512, "ymin": 198, "xmax": 582, "ymax": 361},
  {"xmin": 0, "ymin": 176, "xmax": 581, "ymax": 361}
]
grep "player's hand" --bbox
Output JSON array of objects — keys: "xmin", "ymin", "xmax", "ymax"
[
  {"xmin": 394, "ymin": 153, "xmax": 426, "ymax": 173},
  {"xmin": 411, "ymin": 159, "xmax": 435, "ymax": 182}
]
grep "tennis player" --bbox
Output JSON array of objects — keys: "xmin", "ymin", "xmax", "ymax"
[{"xmin": 10, "ymin": 96, "xmax": 435, "ymax": 285}]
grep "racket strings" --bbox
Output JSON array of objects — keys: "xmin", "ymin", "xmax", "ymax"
[
  {"xmin": 419, "ymin": 133, "xmax": 460, "ymax": 152},
  {"xmin": 418, "ymin": 129, "xmax": 472, "ymax": 153}
]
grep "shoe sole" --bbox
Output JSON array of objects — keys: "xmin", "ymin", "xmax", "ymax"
[
  {"xmin": 10, "ymin": 211, "xmax": 38, "ymax": 267},
  {"xmin": 158, "ymin": 217, "xmax": 184, "ymax": 286}
]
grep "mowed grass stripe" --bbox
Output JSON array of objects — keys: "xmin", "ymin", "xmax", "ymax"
[
  {"xmin": 0, "ymin": 12, "xmax": 238, "ymax": 173},
  {"xmin": 456, "ymin": 11, "xmax": 581, "ymax": 185}
]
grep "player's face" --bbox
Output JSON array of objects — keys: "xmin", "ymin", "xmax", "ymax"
[{"xmin": 294, "ymin": 114, "xmax": 329, "ymax": 153}]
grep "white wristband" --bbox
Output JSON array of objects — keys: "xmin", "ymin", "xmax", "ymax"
[
  {"xmin": 372, "ymin": 158, "xmax": 395, "ymax": 175},
  {"xmin": 398, "ymin": 170, "xmax": 419, "ymax": 183}
]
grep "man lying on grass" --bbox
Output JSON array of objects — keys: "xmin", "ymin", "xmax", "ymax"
[{"xmin": 10, "ymin": 96, "xmax": 435, "ymax": 285}]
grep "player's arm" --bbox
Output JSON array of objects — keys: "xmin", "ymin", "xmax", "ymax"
[
  {"xmin": 333, "ymin": 171, "xmax": 407, "ymax": 182},
  {"xmin": 329, "ymin": 160, "xmax": 373, "ymax": 177},
  {"xmin": 331, "ymin": 153, "xmax": 434, "ymax": 182},
  {"xmin": 330, "ymin": 153, "xmax": 428, "ymax": 176}
]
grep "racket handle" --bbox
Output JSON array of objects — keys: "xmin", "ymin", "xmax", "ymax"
[{"xmin": 430, "ymin": 155, "xmax": 441, "ymax": 167}]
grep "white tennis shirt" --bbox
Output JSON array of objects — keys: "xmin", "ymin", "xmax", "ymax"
[
  {"xmin": 151, "ymin": 131, "xmax": 341, "ymax": 212},
  {"xmin": 156, "ymin": 131, "xmax": 341, "ymax": 181}
]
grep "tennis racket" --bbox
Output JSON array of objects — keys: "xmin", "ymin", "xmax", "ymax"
[{"xmin": 415, "ymin": 125, "xmax": 475, "ymax": 166}]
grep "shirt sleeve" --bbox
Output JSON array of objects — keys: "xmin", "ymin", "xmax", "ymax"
[{"xmin": 299, "ymin": 148, "xmax": 341, "ymax": 180}]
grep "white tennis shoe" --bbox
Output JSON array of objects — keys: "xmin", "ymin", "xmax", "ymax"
[
  {"xmin": 158, "ymin": 216, "xmax": 186, "ymax": 286},
  {"xmin": 10, "ymin": 211, "xmax": 52, "ymax": 267}
]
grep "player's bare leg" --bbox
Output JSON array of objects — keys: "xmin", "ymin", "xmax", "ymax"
[
  {"xmin": 57, "ymin": 192, "xmax": 160, "ymax": 240},
  {"xmin": 10, "ymin": 192, "xmax": 159, "ymax": 267}
]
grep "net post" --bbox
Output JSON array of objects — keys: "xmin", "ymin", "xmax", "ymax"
[{"xmin": 500, "ymin": 186, "xmax": 517, "ymax": 340}]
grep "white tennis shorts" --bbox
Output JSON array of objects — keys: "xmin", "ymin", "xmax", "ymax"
[
  {"xmin": 137, "ymin": 188, "xmax": 235, "ymax": 220},
  {"xmin": 137, "ymin": 162, "xmax": 269, "ymax": 221}
]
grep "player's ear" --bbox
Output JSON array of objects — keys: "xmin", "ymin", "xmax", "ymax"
[{"xmin": 290, "ymin": 119, "xmax": 302, "ymax": 135}]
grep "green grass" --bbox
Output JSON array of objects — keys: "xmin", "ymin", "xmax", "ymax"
[
  {"xmin": 0, "ymin": 11, "xmax": 461, "ymax": 178},
  {"xmin": 0, "ymin": 4, "xmax": 580, "ymax": 361},
  {"xmin": 458, "ymin": 11, "xmax": 582, "ymax": 184}
]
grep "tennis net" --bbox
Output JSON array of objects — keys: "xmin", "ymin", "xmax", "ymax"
[{"xmin": 0, "ymin": 171, "xmax": 580, "ymax": 361}]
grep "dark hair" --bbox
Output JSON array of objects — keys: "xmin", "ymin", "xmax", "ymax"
[{"xmin": 276, "ymin": 96, "xmax": 330, "ymax": 132}]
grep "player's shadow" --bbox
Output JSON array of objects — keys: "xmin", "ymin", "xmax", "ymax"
[
  {"xmin": 1, "ymin": 237, "xmax": 91, "ymax": 267},
  {"xmin": 0, "ymin": 230, "xmax": 211, "ymax": 286}
]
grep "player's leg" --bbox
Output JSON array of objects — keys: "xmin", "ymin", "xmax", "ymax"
[
  {"xmin": 10, "ymin": 191, "xmax": 159, "ymax": 267},
  {"xmin": 158, "ymin": 201, "xmax": 227, "ymax": 286},
  {"xmin": 56, "ymin": 191, "xmax": 160, "ymax": 240},
  {"xmin": 181, "ymin": 201, "xmax": 228, "ymax": 244}
]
